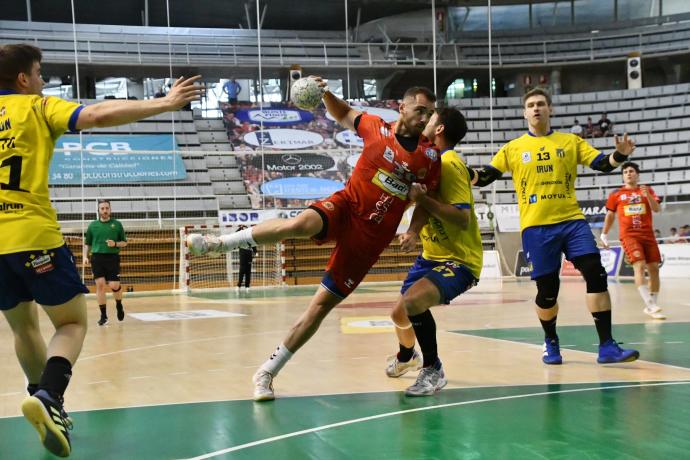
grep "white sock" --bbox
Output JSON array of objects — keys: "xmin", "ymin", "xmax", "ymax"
[
  {"xmin": 219, "ymin": 228, "xmax": 256, "ymax": 249},
  {"xmin": 649, "ymin": 291, "xmax": 659, "ymax": 307},
  {"xmin": 260, "ymin": 343, "xmax": 293, "ymax": 377},
  {"xmin": 637, "ymin": 285, "xmax": 652, "ymax": 308}
]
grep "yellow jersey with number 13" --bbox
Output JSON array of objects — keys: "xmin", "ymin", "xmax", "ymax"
[
  {"xmin": 0, "ymin": 90, "xmax": 83, "ymax": 254},
  {"xmin": 490, "ymin": 131, "xmax": 602, "ymax": 231}
]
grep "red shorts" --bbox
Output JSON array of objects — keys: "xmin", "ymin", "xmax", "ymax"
[
  {"xmin": 621, "ymin": 234, "xmax": 661, "ymax": 264},
  {"xmin": 309, "ymin": 193, "xmax": 394, "ymax": 298}
]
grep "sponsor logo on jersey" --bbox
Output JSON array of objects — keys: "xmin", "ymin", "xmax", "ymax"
[
  {"xmin": 371, "ymin": 169, "xmax": 409, "ymax": 200},
  {"xmin": 539, "ymin": 180, "xmax": 563, "ymax": 185},
  {"xmin": 383, "ymin": 147, "xmax": 395, "ymax": 163},
  {"xmin": 623, "ymin": 203, "xmax": 646, "ymax": 216},
  {"xmin": 0, "ymin": 201, "xmax": 24, "ymax": 212},
  {"xmin": 536, "ymin": 164, "xmax": 553, "ymax": 173},
  {"xmin": 323, "ymin": 201, "xmax": 335, "ymax": 211},
  {"xmin": 0, "ymin": 118, "xmax": 11, "ymax": 132},
  {"xmin": 540, "ymin": 193, "xmax": 566, "ymax": 200},
  {"xmin": 425, "ymin": 148, "xmax": 438, "ymax": 161},
  {"xmin": 521, "ymin": 151, "xmax": 531, "ymax": 164},
  {"xmin": 529, "ymin": 194, "xmax": 538, "ymax": 204},
  {"xmin": 556, "ymin": 148, "xmax": 565, "ymax": 158}
]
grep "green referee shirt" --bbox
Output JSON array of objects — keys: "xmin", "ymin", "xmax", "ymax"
[{"xmin": 85, "ymin": 219, "xmax": 127, "ymax": 254}]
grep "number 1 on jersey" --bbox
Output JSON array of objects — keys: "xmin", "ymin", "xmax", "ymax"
[{"xmin": 0, "ymin": 155, "xmax": 29, "ymax": 192}]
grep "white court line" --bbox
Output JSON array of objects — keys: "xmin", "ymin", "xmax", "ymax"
[
  {"xmin": 86, "ymin": 380, "xmax": 110, "ymax": 385},
  {"xmin": 182, "ymin": 381, "xmax": 690, "ymax": 460}
]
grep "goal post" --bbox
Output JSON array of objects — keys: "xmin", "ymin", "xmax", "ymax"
[{"xmin": 179, "ymin": 224, "xmax": 285, "ymax": 292}]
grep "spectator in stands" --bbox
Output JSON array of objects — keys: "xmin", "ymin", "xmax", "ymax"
[
  {"xmin": 668, "ymin": 227, "xmax": 681, "ymax": 243},
  {"xmin": 0, "ymin": 43, "xmax": 201, "ymax": 457},
  {"xmin": 470, "ymin": 87, "xmax": 639, "ymax": 366},
  {"xmin": 223, "ymin": 78, "xmax": 242, "ymax": 105},
  {"xmin": 585, "ymin": 116, "xmax": 595, "ymax": 138},
  {"xmin": 598, "ymin": 112, "xmax": 613, "ymax": 137},
  {"xmin": 84, "ymin": 200, "xmax": 127, "ymax": 326},
  {"xmin": 154, "ymin": 86, "xmax": 166, "ymax": 98},
  {"xmin": 570, "ymin": 119, "xmax": 583, "ymax": 137}
]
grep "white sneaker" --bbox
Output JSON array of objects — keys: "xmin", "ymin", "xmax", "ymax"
[
  {"xmin": 186, "ymin": 234, "xmax": 222, "ymax": 257},
  {"xmin": 385, "ymin": 350, "xmax": 423, "ymax": 377},
  {"xmin": 405, "ymin": 365, "xmax": 447, "ymax": 397},
  {"xmin": 643, "ymin": 306, "xmax": 666, "ymax": 320},
  {"xmin": 252, "ymin": 369, "xmax": 275, "ymax": 401}
]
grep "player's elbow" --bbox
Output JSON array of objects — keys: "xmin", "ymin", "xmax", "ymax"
[
  {"xmin": 76, "ymin": 106, "xmax": 106, "ymax": 129},
  {"xmin": 452, "ymin": 209, "xmax": 471, "ymax": 230}
]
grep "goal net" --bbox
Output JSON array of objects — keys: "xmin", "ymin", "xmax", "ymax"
[{"xmin": 179, "ymin": 225, "xmax": 285, "ymax": 292}]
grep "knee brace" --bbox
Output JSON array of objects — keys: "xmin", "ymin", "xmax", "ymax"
[
  {"xmin": 111, "ymin": 285, "xmax": 122, "ymax": 292},
  {"xmin": 535, "ymin": 272, "xmax": 560, "ymax": 308},
  {"xmin": 572, "ymin": 253, "xmax": 608, "ymax": 293}
]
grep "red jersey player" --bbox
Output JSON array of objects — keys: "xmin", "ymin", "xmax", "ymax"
[
  {"xmin": 187, "ymin": 76, "xmax": 440, "ymax": 400},
  {"xmin": 601, "ymin": 161, "xmax": 665, "ymax": 319}
]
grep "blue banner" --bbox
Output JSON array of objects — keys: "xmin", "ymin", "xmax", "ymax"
[
  {"xmin": 260, "ymin": 177, "xmax": 344, "ymax": 199},
  {"xmin": 50, "ymin": 135, "xmax": 186, "ymax": 184},
  {"xmin": 234, "ymin": 108, "xmax": 314, "ymax": 126}
]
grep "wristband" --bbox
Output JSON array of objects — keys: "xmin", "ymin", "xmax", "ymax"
[{"xmin": 612, "ymin": 151, "xmax": 627, "ymax": 163}]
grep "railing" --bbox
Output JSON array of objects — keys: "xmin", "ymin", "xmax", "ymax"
[{"xmin": 1, "ymin": 20, "xmax": 689, "ymax": 68}]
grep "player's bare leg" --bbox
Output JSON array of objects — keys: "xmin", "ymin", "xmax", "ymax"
[
  {"xmin": 640, "ymin": 261, "xmax": 665, "ymax": 319},
  {"xmin": 2, "ymin": 301, "xmax": 47, "ymax": 387},
  {"xmin": 186, "ymin": 209, "xmax": 324, "ymax": 256},
  {"xmin": 386, "ymin": 296, "xmax": 422, "ymax": 377}
]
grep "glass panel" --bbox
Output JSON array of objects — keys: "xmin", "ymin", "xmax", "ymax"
[
  {"xmin": 663, "ymin": 0, "xmax": 690, "ymax": 15},
  {"xmin": 618, "ymin": 0, "xmax": 659, "ymax": 20},
  {"xmin": 532, "ymin": 2, "xmax": 572, "ymax": 28},
  {"xmin": 574, "ymin": 0, "xmax": 615, "ymax": 24},
  {"xmin": 490, "ymin": 5, "xmax": 530, "ymax": 30}
]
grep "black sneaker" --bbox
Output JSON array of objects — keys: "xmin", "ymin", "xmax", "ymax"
[
  {"xmin": 116, "ymin": 305, "xmax": 125, "ymax": 321},
  {"xmin": 98, "ymin": 316, "xmax": 108, "ymax": 326},
  {"xmin": 21, "ymin": 389, "xmax": 72, "ymax": 457}
]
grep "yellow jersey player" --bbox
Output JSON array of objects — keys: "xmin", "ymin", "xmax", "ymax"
[
  {"xmin": 469, "ymin": 87, "xmax": 639, "ymax": 366},
  {"xmin": 0, "ymin": 44, "xmax": 201, "ymax": 457},
  {"xmin": 386, "ymin": 108, "xmax": 483, "ymax": 396}
]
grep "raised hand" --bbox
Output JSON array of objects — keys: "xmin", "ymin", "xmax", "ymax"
[
  {"xmin": 166, "ymin": 75, "xmax": 203, "ymax": 110},
  {"xmin": 614, "ymin": 132, "xmax": 636, "ymax": 156},
  {"xmin": 407, "ymin": 182, "xmax": 428, "ymax": 202}
]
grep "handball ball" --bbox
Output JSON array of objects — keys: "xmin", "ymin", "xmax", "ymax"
[{"xmin": 290, "ymin": 77, "xmax": 323, "ymax": 111}]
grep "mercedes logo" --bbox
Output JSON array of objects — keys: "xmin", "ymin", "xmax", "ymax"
[{"xmin": 281, "ymin": 154, "xmax": 302, "ymax": 165}]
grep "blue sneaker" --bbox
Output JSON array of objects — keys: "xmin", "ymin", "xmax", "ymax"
[
  {"xmin": 542, "ymin": 337, "xmax": 563, "ymax": 365},
  {"xmin": 21, "ymin": 389, "xmax": 71, "ymax": 457},
  {"xmin": 597, "ymin": 339, "xmax": 640, "ymax": 364}
]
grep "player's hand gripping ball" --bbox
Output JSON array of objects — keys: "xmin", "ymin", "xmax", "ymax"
[{"xmin": 290, "ymin": 77, "xmax": 324, "ymax": 111}]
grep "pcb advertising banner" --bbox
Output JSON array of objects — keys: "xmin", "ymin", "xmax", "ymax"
[{"xmin": 50, "ymin": 134, "xmax": 186, "ymax": 184}]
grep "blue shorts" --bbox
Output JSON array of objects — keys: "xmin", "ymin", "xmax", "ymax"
[
  {"xmin": 522, "ymin": 219, "xmax": 598, "ymax": 280},
  {"xmin": 401, "ymin": 256, "xmax": 478, "ymax": 304},
  {"xmin": 0, "ymin": 245, "xmax": 89, "ymax": 310}
]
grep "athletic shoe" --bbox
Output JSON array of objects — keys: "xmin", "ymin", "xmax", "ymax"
[
  {"xmin": 186, "ymin": 234, "xmax": 223, "ymax": 257},
  {"xmin": 252, "ymin": 369, "xmax": 275, "ymax": 401},
  {"xmin": 21, "ymin": 390, "xmax": 71, "ymax": 457},
  {"xmin": 116, "ymin": 305, "xmax": 125, "ymax": 321},
  {"xmin": 97, "ymin": 317, "xmax": 108, "ymax": 326},
  {"xmin": 542, "ymin": 337, "xmax": 563, "ymax": 365},
  {"xmin": 643, "ymin": 306, "xmax": 666, "ymax": 320},
  {"xmin": 385, "ymin": 350, "xmax": 423, "ymax": 377},
  {"xmin": 405, "ymin": 364, "xmax": 447, "ymax": 396},
  {"xmin": 597, "ymin": 339, "xmax": 640, "ymax": 364}
]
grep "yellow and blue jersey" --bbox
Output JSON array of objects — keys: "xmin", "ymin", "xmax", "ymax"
[
  {"xmin": 0, "ymin": 90, "xmax": 83, "ymax": 254},
  {"xmin": 419, "ymin": 149, "xmax": 483, "ymax": 279},
  {"xmin": 489, "ymin": 131, "xmax": 602, "ymax": 231}
]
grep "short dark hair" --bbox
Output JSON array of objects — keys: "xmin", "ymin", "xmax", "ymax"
[
  {"xmin": 0, "ymin": 44, "xmax": 42, "ymax": 89},
  {"xmin": 523, "ymin": 87, "xmax": 552, "ymax": 106},
  {"xmin": 98, "ymin": 199, "xmax": 111, "ymax": 206},
  {"xmin": 621, "ymin": 161, "xmax": 640, "ymax": 173},
  {"xmin": 403, "ymin": 86, "xmax": 436, "ymax": 103},
  {"xmin": 436, "ymin": 107, "xmax": 468, "ymax": 147},
  {"xmin": 671, "ymin": 227, "xmax": 677, "ymax": 232}
]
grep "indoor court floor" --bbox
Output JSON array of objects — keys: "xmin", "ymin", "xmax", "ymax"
[{"xmin": 1, "ymin": 278, "xmax": 689, "ymax": 459}]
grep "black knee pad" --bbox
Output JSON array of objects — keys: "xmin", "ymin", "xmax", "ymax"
[
  {"xmin": 572, "ymin": 253, "xmax": 608, "ymax": 293},
  {"xmin": 535, "ymin": 272, "xmax": 560, "ymax": 308},
  {"xmin": 111, "ymin": 285, "xmax": 122, "ymax": 292}
]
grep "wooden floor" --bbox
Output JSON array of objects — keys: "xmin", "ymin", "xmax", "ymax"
[{"xmin": 1, "ymin": 278, "xmax": 689, "ymax": 459}]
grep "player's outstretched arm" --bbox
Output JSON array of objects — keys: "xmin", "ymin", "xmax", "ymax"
[
  {"xmin": 75, "ymin": 76, "xmax": 203, "ymax": 129},
  {"xmin": 590, "ymin": 133, "xmax": 636, "ymax": 173},
  {"xmin": 310, "ymin": 76, "xmax": 360, "ymax": 132},
  {"xmin": 468, "ymin": 165, "xmax": 502, "ymax": 187}
]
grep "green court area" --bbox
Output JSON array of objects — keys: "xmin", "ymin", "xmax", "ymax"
[
  {"xmin": 453, "ymin": 322, "xmax": 690, "ymax": 369},
  {"xmin": 2, "ymin": 380, "xmax": 689, "ymax": 460}
]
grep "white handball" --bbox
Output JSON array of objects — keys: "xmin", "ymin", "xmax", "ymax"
[{"xmin": 290, "ymin": 77, "xmax": 324, "ymax": 111}]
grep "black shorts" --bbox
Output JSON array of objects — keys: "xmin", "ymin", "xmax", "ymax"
[{"xmin": 90, "ymin": 253, "xmax": 121, "ymax": 282}]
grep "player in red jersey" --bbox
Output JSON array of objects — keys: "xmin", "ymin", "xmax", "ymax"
[
  {"xmin": 601, "ymin": 162, "xmax": 665, "ymax": 319},
  {"xmin": 187, "ymin": 77, "xmax": 440, "ymax": 400}
]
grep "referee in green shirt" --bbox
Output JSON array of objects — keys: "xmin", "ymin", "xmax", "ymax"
[{"xmin": 84, "ymin": 200, "xmax": 127, "ymax": 325}]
